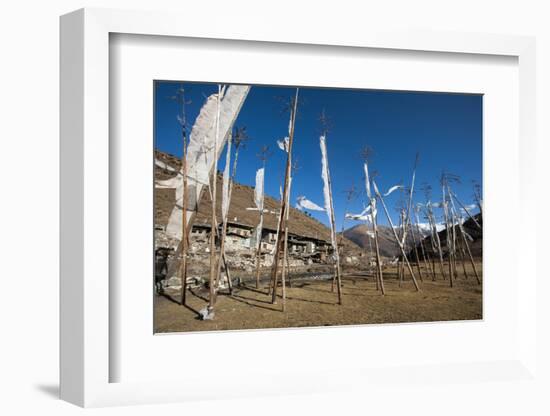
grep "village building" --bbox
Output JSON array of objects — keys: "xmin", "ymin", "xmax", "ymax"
[
  {"xmin": 221, "ymin": 221, "xmax": 253, "ymax": 250},
  {"xmin": 154, "ymin": 151, "xmax": 362, "ymax": 274},
  {"xmin": 190, "ymin": 222, "xmax": 211, "ymax": 241}
]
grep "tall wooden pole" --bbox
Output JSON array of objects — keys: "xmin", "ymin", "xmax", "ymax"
[
  {"xmin": 215, "ymin": 130, "xmax": 234, "ymax": 295},
  {"xmin": 279, "ymin": 169, "xmax": 293, "ymax": 309},
  {"xmin": 458, "ymin": 234, "xmax": 468, "ymax": 279},
  {"xmin": 367, "ymin": 229, "xmax": 378, "ymax": 290},
  {"xmin": 283, "ymin": 174, "xmax": 292, "ymax": 291},
  {"xmin": 402, "ymin": 154, "xmax": 422, "ymax": 282},
  {"xmin": 280, "ymin": 228, "xmax": 288, "ymax": 311},
  {"xmin": 459, "ymin": 225, "xmax": 481, "ymax": 284},
  {"xmin": 428, "ymin": 205, "xmax": 446, "ymax": 280},
  {"xmin": 175, "ymin": 86, "xmax": 190, "ymax": 307},
  {"xmin": 374, "ymin": 182, "xmax": 420, "ymax": 291},
  {"xmin": 363, "ymin": 162, "xmax": 384, "ymax": 294},
  {"xmin": 325, "ymin": 152, "xmax": 343, "ymax": 305},
  {"xmin": 179, "ymin": 123, "xmax": 189, "ymax": 306},
  {"xmin": 441, "ymin": 182, "xmax": 454, "ymax": 288},
  {"xmin": 407, "ymin": 215, "xmax": 424, "ymax": 282},
  {"xmin": 450, "ymin": 193, "xmax": 481, "ymax": 285},
  {"xmin": 208, "ymin": 85, "xmax": 222, "ymax": 311},
  {"xmin": 254, "ymin": 218, "xmax": 263, "ymax": 289},
  {"xmin": 215, "ymin": 221, "xmax": 232, "ymax": 294},
  {"xmin": 414, "ymin": 207, "xmax": 434, "ymax": 280},
  {"xmin": 371, "ymin": 202, "xmax": 385, "ymax": 295},
  {"xmin": 253, "ymin": 161, "xmax": 267, "ymax": 289},
  {"xmin": 270, "ymin": 89, "xmax": 299, "ymax": 305},
  {"xmin": 398, "ymin": 210, "xmax": 405, "ymax": 287},
  {"xmin": 453, "ymin": 212, "xmax": 460, "ymax": 280}
]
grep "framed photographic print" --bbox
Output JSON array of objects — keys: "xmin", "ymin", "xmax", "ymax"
[
  {"xmin": 152, "ymin": 81, "xmax": 483, "ymax": 333},
  {"xmin": 60, "ymin": 7, "xmax": 537, "ymax": 408}
]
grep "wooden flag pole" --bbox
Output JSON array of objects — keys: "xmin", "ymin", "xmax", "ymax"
[
  {"xmin": 460, "ymin": 225, "xmax": 481, "ymax": 284},
  {"xmin": 179, "ymin": 99, "xmax": 190, "ymax": 306},
  {"xmin": 209, "ymin": 224, "xmax": 232, "ymax": 291},
  {"xmin": 451, "ymin": 194, "xmax": 481, "ymax": 285},
  {"xmin": 320, "ymin": 132, "xmax": 343, "ymax": 305},
  {"xmin": 402, "ymin": 154, "xmax": 423, "ymax": 282},
  {"xmin": 458, "ymin": 234, "xmax": 469, "ymax": 279},
  {"xmin": 208, "ymin": 85, "xmax": 222, "ymax": 311},
  {"xmin": 326, "ymin": 159, "xmax": 343, "ymax": 305},
  {"xmin": 280, "ymin": 169, "xmax": 293, "ymax": 309},
  {"xmin": 429, "ymin": 206, "xmax": 446, "ymax": 280},
  {"xmin": 374, "ymin": 182, "xmax": 420, "ymax": 291},
  {"xmin": 284, "ymin": 173, "xmax": 292, "ymax": 291},
  {"xmin": 407, "ymin": 215, "xmax": 424, "ymax": 282},
  {"xmin": 280, "ymin": 227, "xmax": 289, "ymax": 311},
  {"xmin": 215, "ymin": 130, "xmax": 234, "ymax": 295},
  {"xmin": 441, "ymin": 183, "xmax": 454, "ymax": 288},
  {"xmin": 254, "ymin": 232, "xmax": 262, "ymax": 288},
  {"xmin": 449, "ymin": 199, "xmax": 466, "ymax": 280},
  {"xmin": 270, "ymin": 89, "xmax": 299, "ymax": 305},
  {"xmin": 216, "ymin": 219, "xmax": 232, "ymax": 294},
  {"xmin": 398, "ymin": 210, "xmax": 405, "ymax": 287},
  {"xmin": 371, "ymin": 203, "xmax": 385, "ymax": 295},
  {"xmin": 179, "ymin": 128, "xmax": 189, "ymax": 306},
  {"xmin": 414, "ymin": 207, "xmax": 434, "ymax": 280},
  {"xmin": 254, "ymin": 182, "xmax": 264, "ymax": 290},
  {"xmin": 363, "ymin": 161, "xmax": 384, "ymax": 295}
]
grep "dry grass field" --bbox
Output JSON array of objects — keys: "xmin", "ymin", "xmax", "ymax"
[{"xmin": 154, "ymin": 263, "xmax": 482, "ymax": 333}]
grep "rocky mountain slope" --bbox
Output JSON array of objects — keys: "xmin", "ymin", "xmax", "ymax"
[
  {"xmin": 409, "ymin": 213, "xmax": 483, "ymax": 260},
  {"xmin": 342, "ymin": 223, "xmax": 431, "ymax": 258}
]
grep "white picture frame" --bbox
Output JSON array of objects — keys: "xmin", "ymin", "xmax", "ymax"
[{"xmin": 60, "ymin": 8, "xmax": 537, "ymax": 408}]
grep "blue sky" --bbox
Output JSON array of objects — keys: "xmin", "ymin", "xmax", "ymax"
[{"xmin": 154, "ymin": 81, "xmax": 482, "ymax": 230}]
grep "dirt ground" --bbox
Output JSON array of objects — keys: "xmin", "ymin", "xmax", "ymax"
[{"xmin": 154, "ymin": 263, "xmax": 482, "ymax": 333}]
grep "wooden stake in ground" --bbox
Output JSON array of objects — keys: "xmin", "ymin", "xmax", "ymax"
[
  {"xmin": 253, "ymin": 145, "xmax": 271, "ymax": 289},
  {"xmin": 449, "ymin": 192, "xmax": 481, "ymax": 284},
  {"xmin": 371, "ymin": 204, "xmax": 385, "ymax": 294},
  {"xmin": 407, "ymin": 214, "xmax": 424, "ymax": 282},
  {"xmin": 179, "ymin": 132, "xmax": 189, "ymax": 305},
  {"xmin": 216, "ymin": 127, "xmax": 250, "ymax": 292},
  {"xmin": 283, "ymin": 160, "xmax": 298, "ymax": 290},
  {"xmin": 450, "ymin": 203, "xmax": 468, "ymax": 280},
  {"xmin": 398, "ymin": 209, "xmax": 405, "ymax": 287},
  {"xmin": 208, "ymin": 85, "xmax": 223, "ymax": 312},
  {"xmin": 215, "ymin": 132, "xmax": 234, "ymax": 295},
  {"xmin": 253, "ymin": 168, "xmax": 265, "ymax": 289},
  {"xmin": 440, "ymin": 179, "xmax": 454, "ymax": 288},
  {"xmin": 450, "ymin": 208, "xmax": 460, "ymax": 280},
  {"xmin": 373, "ymin": 181, "xmax": 420, "ymax": 291},
  {"xmin": 270, "ymin": 88, "xmax": 299, "ymax": 306},
  {"xmin": 345, "ymin": 160, "xmax": 385, "ymax": 294},
  {"xmin": 458, "ymin": 222, "xmax": 481, "ymax": 284},
  {"xmin": 363, "ymin": 161, "xmax": 385, "ymax": 294},
  {"xmin": 344, "ymin": 177, "xmax": 385, "ymax": 293},
  {"xmin": 335, "ymin": 185, "xmax": 357, "ymax": 290},
  {"xmin": 402, "ymin": 154, "xmax": 423, "ymax": 282},
  {"xmin": 414, "ymin": 205, "xmax": 435, "ymax": 280},
  {"xmin": 170, "ymin": 85, "xmax": 191, "ymax": 307},
  {"xmin": 427, "ymin": 202, "xmax": 446, "ymax": 280},
  {"xmin": 320, "ymin": 133, "xmax": 343, "ymax": 304}
]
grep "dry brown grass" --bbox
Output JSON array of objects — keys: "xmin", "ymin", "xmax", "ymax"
[{"xmin": 154, "ymin": 263, "xmax": 482, "ymax": 333}]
